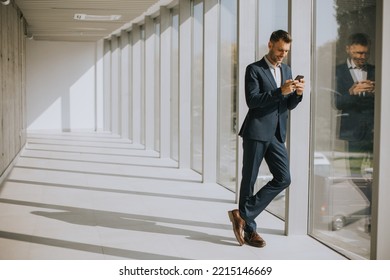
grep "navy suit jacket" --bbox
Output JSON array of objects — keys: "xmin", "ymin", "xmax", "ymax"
[
  {"xmin": 334, "ymin": 63, "xmax": 375, "ymax": 141},
  {"xmin": 238, "ymin": 58, "xmax": 302, "ymax": 142}
]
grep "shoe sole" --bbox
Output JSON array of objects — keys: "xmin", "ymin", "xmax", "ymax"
[
  {"xmin": 244, "ymin": 240, "xmax": 266, "ymax": 248},
  {"xmin": 228, "ymin": 211, "xmax": 244, "ymax": 246}
]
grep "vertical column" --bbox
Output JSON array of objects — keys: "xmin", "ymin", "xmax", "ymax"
[
  {"xmin": 285, "ymin": 0, "xmax": 312, "ymax": 235},
  {"xmin": 131, "ymin": 25, "xmax": 142, "ymax": 144},
  {"xmin": 103, "ymin": 39, "xmax": 112, "ymax": 132},
  {"xmin": 140, "ymin": 26, "xmax": 146, "ymax": 146},
  {"xmin": 179, "ymin": 0, "xmax": 192, "ymax": 169},
  {"xmin": 371, "ymin": 0, "xmax": 390, "ymax": 260},
  {"xmin": 144, "ymin": 16, "xmax": 156, "ymax": 150},
  {"xmin": 203, "ymin": 0, "xmax": 218, "ymax": 182},
  {"xmin": 95, "ymin": 39, "xmax": 104, "ymax": 131},
  {"xmin": 236, "ymin": 0, "xmax": 257, "ymax": 200},
  {"xmin": 110, "ymin": 35, "xmax": 121, "ymax": 135},
  {"xmin": 120, "ymin": 30, "xmax": 130, "ymax": 139},
  {"xmin": 20, "ymin": 17, "xmax": 27, "ymax": 143},
  {"xmin": 160, "ymin": 7, "xmax": 172, "ymax": 158},
  {"xmin": 128, "ymin": 32, "xmax": 133, "ymax": 141}
]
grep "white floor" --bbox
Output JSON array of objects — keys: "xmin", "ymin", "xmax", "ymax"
[{"xmin": 0, "ymin": 132, "xmax": 346, "ymax": 260}]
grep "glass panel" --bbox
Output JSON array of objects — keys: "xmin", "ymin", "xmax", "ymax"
[
  {"xmin": 310, "ymin": 0, "xmax": 376, "ymax": 259},
  {"xmin": 257, "ymin": 0, "xmax": 288, "ymax": 59},
  {"xmin": 256, "ymin": 0, "xmax": 288, "ymax": 219},
  {"xmin": 217, "ymin": 0, "xmax": 237, "ymax": 191},
  {"xmin": 191, "ymin": 0, "xmax": 204, "ymax": 173},
  {"xmin": 171, "ymin": 8, "xmax": 179, "ymax": 161}
]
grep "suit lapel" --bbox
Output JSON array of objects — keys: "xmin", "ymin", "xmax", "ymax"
[
  {"xmin": 281, "ymin": 64, "xmax": 288, "ymax": 84},
  {"xmin": 259, "ymin": 58, "xmax": 277, "ymax": 89},
  {"xmin": 367, "ymin": 64, "xmax": 375, "ymax": 80},
  {"xmin": 342, "ymin": 64, "xmax": 355, "ymax": 85}
]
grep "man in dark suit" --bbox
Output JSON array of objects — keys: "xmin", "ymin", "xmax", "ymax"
[
  {"xmin": 334, "ymin": 33, "xmax": 375, "ymax": 213},
  {"xmin": 228, "ymin": 30, "xmax": 304, "ymax": 247}
]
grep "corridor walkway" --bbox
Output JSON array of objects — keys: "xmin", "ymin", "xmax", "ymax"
[{"xmin": 0, "ymin": 132, "xmax": 345, "ymax": 260}]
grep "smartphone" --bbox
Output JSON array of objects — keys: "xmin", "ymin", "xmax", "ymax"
[{"xmin": 295, "ymin": 75, "xmax": 304, "ymax": 81}]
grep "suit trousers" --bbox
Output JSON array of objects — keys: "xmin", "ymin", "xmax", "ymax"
[{"xmin": 239, "ymin": 136, "xmax": 291, "ymax": 233}]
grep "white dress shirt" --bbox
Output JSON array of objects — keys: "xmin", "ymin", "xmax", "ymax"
[
  {"xmin": 264, "ymin": 56, "xmax": 282, "ymax": 87},
  {"xmin": 347, "ymin": 59, "xmax": 367, "ymax": 82}
]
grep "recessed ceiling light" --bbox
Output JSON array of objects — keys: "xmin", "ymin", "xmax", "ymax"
[
  {"xmin": 75, "ymin": 27, "xmax": 107, "ymax": 31},
  {"xmin": 74, "ymin": 14, "xmax": 122, "ymax": 21}
]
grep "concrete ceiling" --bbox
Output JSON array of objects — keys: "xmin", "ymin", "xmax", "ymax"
[{"xmin": 13, "ymin": 0, "xmax": 161, "ymax": 42}]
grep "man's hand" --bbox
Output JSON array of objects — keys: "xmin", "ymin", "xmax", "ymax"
[
  {"xmin": 349, "ymin": 80, "xmax": 375, "ymax": 96},
  {"xmin": 281, "ymin": 79, "xmax": 305, "ymax": 96},
  {"xmin": 294, "ymin": 79, "xmax": 305, "ymax": 95}
]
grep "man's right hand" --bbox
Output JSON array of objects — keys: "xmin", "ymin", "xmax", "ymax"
[
  {"xmin": 281, "ymin": 79, "xmax": 296, "ymax": 95},
  {"xmin": 349, "ymin": 80, "xmax": 375, "ymax": 95}
]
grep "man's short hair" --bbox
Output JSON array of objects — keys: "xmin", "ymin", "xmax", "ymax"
[
  {"xmin": 347, "ymin": 33, "xmax": 371, "ymax": 47},
  {"xmin": 269, "ymin": 30, "xmax": 292, "ymax": 44}
]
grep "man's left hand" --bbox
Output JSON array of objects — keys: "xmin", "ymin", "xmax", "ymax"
[{"xmin": 294, "ymin": 79, "xmax": 305, "ymax": 95}]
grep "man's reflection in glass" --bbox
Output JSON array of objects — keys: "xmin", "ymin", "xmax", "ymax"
[{"xmin": 334, "ymin": 33, "xmax": 375, "ymax": 230}]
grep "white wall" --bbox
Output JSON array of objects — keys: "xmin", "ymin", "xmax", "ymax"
[{"xmin": 26, "ymin": 40, "xmax": 99, "ymax": 132}]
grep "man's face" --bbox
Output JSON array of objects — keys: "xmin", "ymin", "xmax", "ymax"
[
  {"xmin": 346, "ymin": 44, "xmax": 369, "ymax": 68},
  {"xmin": 267, "ymin": 39, "xmax": 290, "ymax": 65}
]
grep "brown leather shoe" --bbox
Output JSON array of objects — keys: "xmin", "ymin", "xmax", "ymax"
[
  {"xmin": 228, "ymin": 209, "xmax": 245, "ymax": 245},
  {"xmin": 244, "ymin": 231, "xmax": 266, "ymax": 248}
]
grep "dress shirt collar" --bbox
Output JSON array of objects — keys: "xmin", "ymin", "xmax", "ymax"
[
  {"xmin": 264, "ymin": 55, "xmax": 281, "ymax": 69},
  {"xmin": 347, "ymin": 59, "xmax": 367, "ymax": 82},
  {"xmin": 264, "ymin": 55, "xmax": 281, "ymax": 87},
  {"xmin": 347, "ymin": 58, "xmax": 367, "ymax": 70}
]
